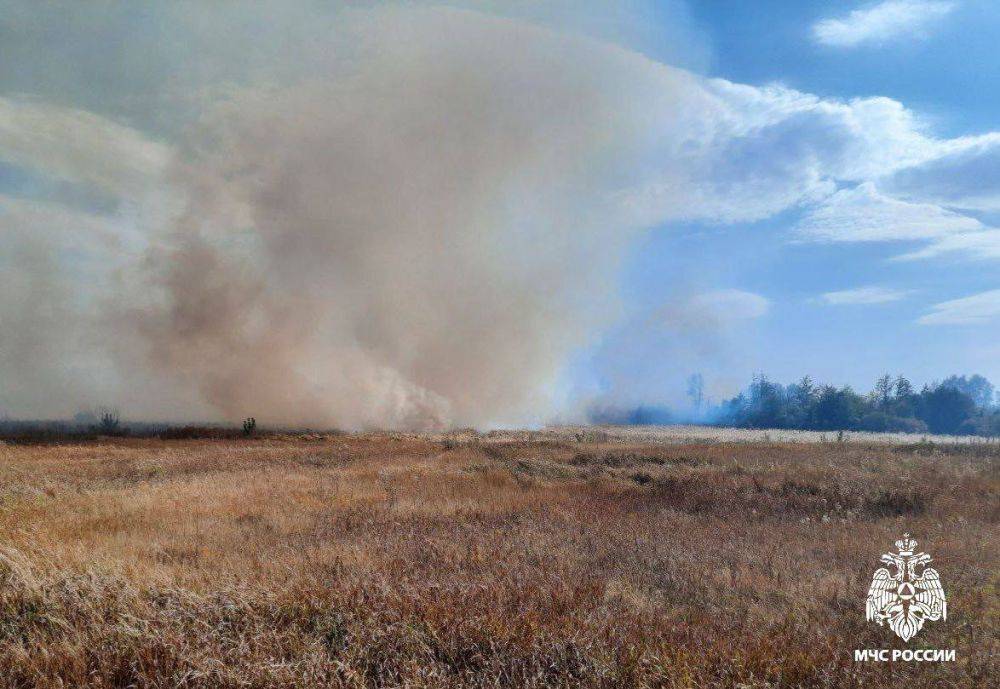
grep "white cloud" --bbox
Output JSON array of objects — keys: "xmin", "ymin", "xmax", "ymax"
[
  {"xmin": 894, "ymin": 229, "xmax": 1000, "ymax": 260},
  {"xmin": 812, "ymin": 1, "xmax": 956, "ymax": 48},
  {"xmin": 796, "ymin": 180, "xmax": 1000, "ymax": 262},
  {"xmin": 796, "ymin": 182, "xmax": 982, "ymax": 243},
  {"xmin": 883, "ymin": 133, "xmax": 1000, "ymax": 211},
  {"xmin": 820, "ymin": 286, "xmax": 911, "ymax": 304},
  {"xmin": 918, "ymin": 290, "xmax": 1000, "ymax": 325},
  {"xmin": 0, "ymin": 97, "xmax": 171, "ymax": 198},
  {"xmin": 626, "ymin": 83, "xmax": 941, "ymax": 226}
]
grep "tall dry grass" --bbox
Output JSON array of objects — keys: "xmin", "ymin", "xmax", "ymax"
[{"xmin": 0, "ymin": 434, "xmax": 995, "ymax": 687}]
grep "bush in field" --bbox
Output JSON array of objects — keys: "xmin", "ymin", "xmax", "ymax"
[{"xmin": 97, "ymin": 408, "xmax": 121, "ymax": 435}]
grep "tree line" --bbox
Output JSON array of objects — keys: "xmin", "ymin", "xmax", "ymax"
[{"xmin": 716, "ymin": 373, "xmax": 1000, "ymax": 436}]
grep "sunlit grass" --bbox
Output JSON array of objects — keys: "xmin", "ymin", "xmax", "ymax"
[{"xmin": 0, "ymin": 434, "xmax": 995, "ymax": 686}]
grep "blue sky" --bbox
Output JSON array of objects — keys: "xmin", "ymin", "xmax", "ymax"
[
  {"xmin": 1, "ymin": 1, "xmax": 999, "ymax": 426},
  {"xmin": 580, "ymin": 0, "xmax": 1000, "ymax": 408},
  {"xmin": 693, "ymin": 0, "xmax": 1000, "ymax": 134}
]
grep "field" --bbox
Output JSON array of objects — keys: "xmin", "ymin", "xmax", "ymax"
[{"xmin": 0, "ymin": 430, "xmax": 996, "ymax": 687}]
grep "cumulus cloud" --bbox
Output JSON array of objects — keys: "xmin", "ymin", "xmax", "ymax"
[
  {"xmin": 626, "ymin": 86, "xmax": 942, "ymax": 225},
  {"xmin": 918, "ymin": 290, "xmax": 1000, "ymax": 325},
  {"xmin": 820, "ymin": 286, "xmax": 911, "ymax": 305},
  {"xmin": 812, "ymin": 1, "xmax": 956, "ymax": 48}
]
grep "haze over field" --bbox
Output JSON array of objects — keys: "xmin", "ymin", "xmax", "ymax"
[{"xmin": 2, "ymin": 1, "xmax": 999, "ymax": 429}]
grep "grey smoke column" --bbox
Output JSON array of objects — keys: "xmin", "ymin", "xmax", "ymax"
[{"xmin": 124, "ymin": 7, "xmax": 685, "ymax": 428}]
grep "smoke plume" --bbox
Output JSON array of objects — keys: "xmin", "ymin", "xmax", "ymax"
[
  {"xmin": 0, "ymin": 4, "xmax": 690, "ymax": 428},
  {"xmin": 5, "ymin": 3, "xmax": 977, "ymax": 426}
]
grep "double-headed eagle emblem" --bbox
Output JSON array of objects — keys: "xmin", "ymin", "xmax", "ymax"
[{"xmin": 865, "ymin": 534, "xmax": 946, "ymax": 641}]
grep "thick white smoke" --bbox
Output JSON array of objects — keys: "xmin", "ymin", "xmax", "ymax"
[
  {"xmin": 92, "ymin": 6, "xmax": 688, "ymax": 429},
  {"xmin": 4, "ymin": 7, "xmax": 681, "ymax": 428}
]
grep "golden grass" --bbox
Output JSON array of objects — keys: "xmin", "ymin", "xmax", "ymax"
[{"xmin": 0, "ymin": 435, "xmax": 996, "ymax": 687}]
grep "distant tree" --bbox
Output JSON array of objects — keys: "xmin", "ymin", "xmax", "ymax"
[
  {"xmin": 686, "ymin": 373, "xmax": 705, "ymax": 413},
  {"xmin": 97, "ymin": 408, "xmax": 120, "ymax": 435},
  {"xmin": 718, "ymin": 392, "xmax": 749, "ymax": 425},
  {"xmin": 894, "ymin": 376, "xmax": 914, "ymax": 399},
  {"xmin": 716, "ymin": 371, "xmax": 996, "ymax": 436},
  {"xmin": 783, "ymin": 376, "xmax": 814, "ymax": 427},
  {"xmin": 747, "ymin": 374, "xmax": 788, "ymax": 428},
  {"xmin": 811, "ymin": 385, "xmax": 864, "ymax": 430},
  {"xmin": 940, "ymin": 374, "xmax": 995, "ymax": 410},
  {"xmin": 917, "ymin": 385, "xmax": 976, "ymax": 435},
  {"xmin": 870, "ymin": 374, "xmax": 894, "ymax": 410},
  {"xmin": 890, "ymin": 376, "xmax": 917, "ymax": 417},
  {"xmin": 790, "ymin": 375, "xmax": 815, "ymax": 406}
]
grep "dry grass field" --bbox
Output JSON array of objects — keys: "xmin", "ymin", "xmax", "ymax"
[{"xmin": 0, "ymin": 432, "xmax": 996, "ymax": 688}]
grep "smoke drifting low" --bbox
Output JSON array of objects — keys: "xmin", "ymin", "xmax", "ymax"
[{"xmin": 0, "ymin": 4, "xmax": 690, "ymax": 428}]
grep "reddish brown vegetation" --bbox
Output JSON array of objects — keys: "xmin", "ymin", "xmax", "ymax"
[{"xmin": 0, "ymin": 434, "xmax": 995, "ymax": 687}]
